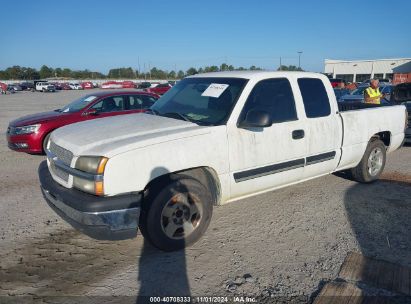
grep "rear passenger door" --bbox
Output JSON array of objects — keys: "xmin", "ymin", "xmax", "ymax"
[
  {"xmin": 228, "ymin": 78, "xmax": 307, "ymax": 199},
  {"xmin": 296, "ymin": 78, "xmax": 342, "ymax": 178},
  {"xmin": 90, "ymin": 95, "xmax": 126, "ymax": 118},
  {"xmin": 125, "ymin": 95, "xmax": 158, "ymax": 112}
]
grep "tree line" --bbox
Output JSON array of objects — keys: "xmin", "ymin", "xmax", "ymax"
[{"xmin": 0, "ymin": 64, "xmax": 302, "ymax": 80}]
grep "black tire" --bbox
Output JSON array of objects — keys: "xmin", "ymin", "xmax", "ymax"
[
  {"xmin": 139, "ymin": 175, "xmax": 213, "ymax": 251},
  {"xmin": 350, "ymin": 139, "xmax": 386, "ymax": 183},
  {"xmin": 42, "ymin": 133, "xmax": 51, "ymax": 154}
]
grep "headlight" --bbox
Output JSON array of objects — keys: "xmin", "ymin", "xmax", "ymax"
[
  {"xmin": 73, "ymin": 176, "xmax": 104, "ymax": 196},
  {"xmin": 12, "ymin": 124, "xmax": 41, "ymax": 135},
  {"xmin": 75, "ymin": 156, "xmax": 108, "ymax": 174},
  {"xmin": 74, "ymin": 156, "xmax": 108, "ymax": 196}
]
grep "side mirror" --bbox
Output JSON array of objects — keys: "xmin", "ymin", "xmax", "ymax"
[
  {"xmin": 82, "ymin": 109, "xmax": 98, "ymax": 116},
  {"xmin": 239, "ymin": 109, "xmax": 272, "ymax": 128}
]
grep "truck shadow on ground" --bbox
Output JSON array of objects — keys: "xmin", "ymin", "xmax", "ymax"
[
  {"xmin": 0, "ymin": 229, "xmax": 191, "ymax": 301},
  {"xmin": 0, "ymin": 167, "xmax": 191, "ymax": 302},
  {"xmin": 343, "ymin": 177, "xmax": 411, "ymax": 267}
]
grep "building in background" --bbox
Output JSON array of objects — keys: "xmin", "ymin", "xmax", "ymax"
[{"xmin": 324, "ymin": 58, "xmax": 411, "ymax": 83}]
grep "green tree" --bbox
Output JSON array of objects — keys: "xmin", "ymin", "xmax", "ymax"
[
  {"xmin": 5, "ymin": 66, "xmax": 24, "ymax": 79},
  {"xmin": 204, "ymin": 66, "xmax": 219, "ymax": 72},
  {"xmin": 54, "ymin": 68, "xmax": 62, "ymax": 77},
  {"xmin": 277, "ymin": 65, "xmax": 303, "ymax": 71},
  {"xmin": 167, "ymin": 70, "xmax": 176, "ymax": 79},
  {"xmin": 220, "ymin": 63, "xmax": 229, "ymax": 71},
  {"xmin": 186, "ymin": 67, "xmax": 198, "ymax": 76},
  {"xmin": 177, "ymin": 70, "xmax": 185, "ymax": 79},
  {"xmin": 61, "ymin": 68, "xmax": 72, "ymax": 78},
  {"xmin": 39, "ymin": 65, "xmax": 53, "ymax": 79},
  {"xmin": 0, "ymin": 70, "xmax": 9, "ymax": 80}
]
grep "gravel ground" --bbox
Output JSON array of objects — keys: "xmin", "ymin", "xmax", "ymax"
[{"xmin": 0, "ymin": 91, "xmax": 410, "ymax": 302}]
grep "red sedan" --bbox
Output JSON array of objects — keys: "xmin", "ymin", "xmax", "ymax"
[
  {"xmin": 7, "ymin": 91, "xmax": 159, "ymax": 154},
  {"xmin": 146, "ymin": 83, "xmax": 172, "ymax": 95}
]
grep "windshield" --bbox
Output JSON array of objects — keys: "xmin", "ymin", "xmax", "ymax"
[
  {"xmin": 60, "ymin": 95, "xmax": 98, "ymax": 113},
  {"xmin": 150, "ymin": 77, "xmax": 248, "ymax": 125}
]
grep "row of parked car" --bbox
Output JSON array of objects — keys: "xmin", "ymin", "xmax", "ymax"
[{"xmin": 0, "ymin": 80, "xmax": 176, "ymax": 95}]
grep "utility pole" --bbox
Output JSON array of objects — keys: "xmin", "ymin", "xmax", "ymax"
[
  {"xmin": 138, "ymin": 56, "xmax": 140, "ymax": 78},
  {"xmin": 298, "ymin": 51, "xmax": 303, "ymax": 69},
  {"xmin": 279, "ymin": 57, "xmax": 282, "ymax": 70}
]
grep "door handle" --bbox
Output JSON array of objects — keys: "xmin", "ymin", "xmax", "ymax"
[{"xmin": 292, "ymin": 129, "xmax": 305, "ymax": 139}]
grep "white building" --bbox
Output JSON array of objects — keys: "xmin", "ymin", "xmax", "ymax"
[{"xmin": 324, "ymin": 58, "xmax": 411, "ymax": 83}]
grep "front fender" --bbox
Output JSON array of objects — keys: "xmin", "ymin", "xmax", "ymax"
[{"xmin": 103, "ymin": 126, "xmax": 229, "ymax": 196}]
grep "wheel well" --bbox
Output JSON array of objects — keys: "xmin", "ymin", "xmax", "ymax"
[
  {"xmin": 144, "ymin": 167, "xmax": 221, "ymax": 205},
  {"xmin": 42, "ymin": 131, "xmax": 54, "ymax": 154},
  {"xmin": 371, "ymin": 131, "xmax": 391, "ymax": 147}
]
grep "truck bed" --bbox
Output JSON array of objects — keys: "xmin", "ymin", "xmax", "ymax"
[{"xmin": 337, "ymin": 101, "xmax": 392, "ymax": 112}]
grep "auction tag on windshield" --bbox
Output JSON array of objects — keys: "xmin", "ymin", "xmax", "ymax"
[{"xmin": 201, "ymin": 83, "xmax": 229, "ymax": 98}]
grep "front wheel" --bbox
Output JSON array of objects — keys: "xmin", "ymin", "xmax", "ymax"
[
  {"xmin": 350, "ymin": 139, "xmax": 386, "ymax": 183},
  {"xmin": 139, "ymin": 175, "xmax": 213, "ymax": 251}
]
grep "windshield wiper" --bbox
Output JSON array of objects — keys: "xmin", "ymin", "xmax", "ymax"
[
  {"xmin": 162, "ymin": 112, "xmax": 193, "ymax": 123},
  {"xmin": 54, "ymin": 109, "xmax": 62, "ymax": 112}
]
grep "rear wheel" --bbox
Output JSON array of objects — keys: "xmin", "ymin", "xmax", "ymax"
[
  {"xmin": 350, "ymin": 139, "xmax": 386, "ymax": 183},
  {"xmin": 139, "ymin": 175, "xmax": 213, "ymax": 251}
]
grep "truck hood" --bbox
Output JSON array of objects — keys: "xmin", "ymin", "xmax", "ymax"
[
  {"xmin": 9, "ymin": 110, "xmax": 68, "ymax": 127},
  {"xmin": 51, "ymin": 113, "xmax": 210, "ymax": 157}
]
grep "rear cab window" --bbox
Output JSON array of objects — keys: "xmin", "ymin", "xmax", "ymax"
[{"xmin": 298, "ymin": 78, "xmax": 331, "ymax": 118}]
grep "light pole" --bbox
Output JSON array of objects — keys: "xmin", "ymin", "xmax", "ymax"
[{"xmin": 298, "ymin": 51, "xmax": 303, "ymax": 69}]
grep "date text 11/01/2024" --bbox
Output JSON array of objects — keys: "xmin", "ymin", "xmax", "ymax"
[{"xmin": 149, "ymin": 296, "xmax": 257, "ymax": 303}]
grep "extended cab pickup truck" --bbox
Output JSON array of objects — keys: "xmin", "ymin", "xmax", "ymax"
[{"xmin": 39, "ymin": 71, "xmax": 407, "ymax": 251}]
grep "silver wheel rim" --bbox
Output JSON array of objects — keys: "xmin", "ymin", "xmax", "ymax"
[
  {"xmin": 367, "ymin": 147, "xmax": 383, "ymax": 176},
  {"xmin": 160, "ymin": 193, "xmax": 202, "ymax": 240}
]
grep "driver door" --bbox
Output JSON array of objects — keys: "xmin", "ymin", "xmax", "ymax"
[{"xmin": 227, "ymin": 77, "xmax": 307, "ymax": 199}]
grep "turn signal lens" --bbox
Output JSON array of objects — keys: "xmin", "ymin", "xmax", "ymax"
[
  {"xmin": 95, "ymin": 181, "xmax": 104, "ymax": 196},
  {"xmin": 97, "ymin": 157, "xmax": 108, "ymax": 174}
]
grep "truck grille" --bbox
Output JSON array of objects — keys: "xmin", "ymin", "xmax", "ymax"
[
  {"xmin": 49, "ymin": 141, "xmax": 73, "ymax": 166},
  {"xmin": 48, "ymin": 141, "xmax": 73, "ymax": 183},
  {"xmin": 50, "ymin": 161, "xmax": 70, "ymax": 182}
]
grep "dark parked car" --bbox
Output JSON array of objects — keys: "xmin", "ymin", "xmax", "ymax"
[
  {"xmin": 146, "ymin": 82, "xmax": 172, "ymax": 95},
  {"xmin": 391, "ymin": 82, "xmax": 411, "ymax": 143},
  {"xmin": 138, "ymin": 82, "xmax": 152, "ymax": 89},
  {"xmin": 19, "ymin": 82, "xmax": 35, "ymax": 91},
  {"xmin": 333, "ymin": 88, "xmax": 350, "ymax": 102},
  {"xmin": 328, "ymin": 78, "xmax": 346, "ymax": 88},
  {"xmin": 339, "ymin": 85, "xmax": 393, "ymax": 104},
  {"xmin": 360, "ymin": 78, "xmax": 391, "ymax": 85},
  {"xmin": 7, "ymin": 91, "xmax": 160, "ymax": 154}
]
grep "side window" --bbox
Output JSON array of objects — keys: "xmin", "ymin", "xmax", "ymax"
[
  {"xmin": 298, "ymin": 78, "xmax": 331, "ymax": 118},
  {"xmin": 92, "ymin": 96, "xmax": 125, "ymax": 113},
  {"xmin": 128, "ymin": 95, "xmax": 144, "ymax": 110},
  {"xmin": 242, "ymin": 78, "xmax": 297, "ymax": 123},
  {"xmin": 140, "ymin": 95, "xmax": 158, "ymax": 108}
]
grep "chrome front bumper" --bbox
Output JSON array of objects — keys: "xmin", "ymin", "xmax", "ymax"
[{"xmin": 39, "ymin": 161, "xmax": 141, "ymax": 240}]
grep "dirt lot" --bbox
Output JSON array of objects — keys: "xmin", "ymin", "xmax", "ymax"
[{"xmin": 0, "ymin": 91, "xmax": 410, "ymax": 303}]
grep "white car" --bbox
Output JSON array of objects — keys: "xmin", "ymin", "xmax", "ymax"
[
  {"xmin": 39, "ymin": 71, "xmax": 407, "ymax": 251},
  {"xmin": 35, "ymin": 82, "xmax": 56, "ymax": 92},
  {"xmin": 69, "ymin": 83, "xmax": 83, "ymax": 90}
]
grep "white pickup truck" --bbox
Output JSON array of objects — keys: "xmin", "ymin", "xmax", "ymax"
[
  {"xmin": 35, "ymin": 82, "xmax": 56, "ymax": 92},
  {"xmin": 39, "ymin": 71, "xmax": 407, "ymax": 251}
]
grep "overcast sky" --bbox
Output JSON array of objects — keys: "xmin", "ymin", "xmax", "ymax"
[{"xmin": 1, "ymin": 0, "xmax": 410, "ymax": 73}]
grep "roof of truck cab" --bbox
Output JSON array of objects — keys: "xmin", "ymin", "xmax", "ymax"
[{"xmin": 188, "ymin": 70, "xmax": 325, "ymax": 80}]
